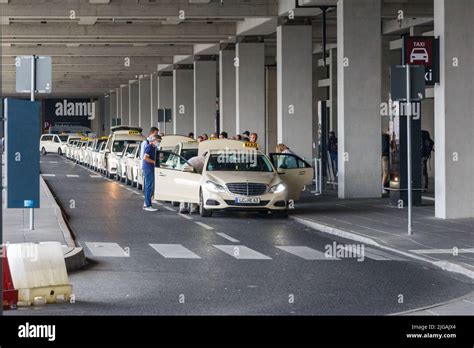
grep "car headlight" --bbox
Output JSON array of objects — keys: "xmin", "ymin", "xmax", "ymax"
[
  {"xmin": 269, "ymin": 183, "xmax": 286, "ymax": 194},
  {"xmin": 204, "ymin": 180, "xmax": 226, "ymax": 193}
]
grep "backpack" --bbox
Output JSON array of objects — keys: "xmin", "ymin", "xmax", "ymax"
[{"xmin": 421, "ymin": 130, "xmax": 434, "ymax": 158}]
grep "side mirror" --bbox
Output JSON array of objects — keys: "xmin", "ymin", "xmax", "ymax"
[
  {"xmin": 183, "ymin": 165, "xmax": 194, "ymax": 173},
  {"xmin": 277, "ymin": 168, "xmax": 285, "ymax": 175}
]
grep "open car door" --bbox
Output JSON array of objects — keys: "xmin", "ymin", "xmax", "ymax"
[
  {"xmin": 155, "ymin": 151, "xmax": 201, "ymax": 203},
  {"xmin": 269, "ymin": 153, "xmax": 313, "ymax": 201}
]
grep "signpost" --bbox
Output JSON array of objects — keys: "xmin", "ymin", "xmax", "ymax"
[
  {"xmin": 13, "ymin": 55, "xmax": 52, "ymax": 230},
  {"xmin": 390, "ymin": 64, "xmax": 426, "ymax": 235}
]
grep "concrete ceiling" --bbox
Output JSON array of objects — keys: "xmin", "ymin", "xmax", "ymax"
[{"xmin": 1, "ymin": 0, "xmax": 433, "ymax": 98}]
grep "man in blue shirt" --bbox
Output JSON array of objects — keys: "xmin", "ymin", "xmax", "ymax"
[
  {"xmin": 142, "ymin": 134, "xmax": 161, "ymax": 212},
  {"xmin": 140, "ymin": 127, "xmax": 159, "ymax": 167}
]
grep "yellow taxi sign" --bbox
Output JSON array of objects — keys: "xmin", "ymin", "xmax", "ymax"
[
  {"xmin": 99, "ymin": 136, "xmax": 109, "ymax": 140},
  {"xmin": 243, "ymin": 142, "xmax": 259, "ymax": 149},
  {"xmin": 129, "ymin": 130, "xmax": 140, "ymax": 135},
  {"xmin": 209, "ymin": 137, "xmax": 218, "ymax": 141},
  {"xmin": 80, "ymin": 137, "xmax": 89, "ymax": 141}
]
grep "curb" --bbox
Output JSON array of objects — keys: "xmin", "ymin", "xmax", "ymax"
[
  {"xmin": 40, "ymin": 176, "xmax": 87, "ymax": 272},
  {"xmin": 291, "ymin": 215, "xmax": 474, "ymax": 280}
]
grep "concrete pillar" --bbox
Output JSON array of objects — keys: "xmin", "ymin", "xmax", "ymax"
[
  {"xmin": 129, "ymin": 81, "xmax": 139, "ymax": 127},
  {"xmin": 120, "ymin": 85, "xmax": 130, "ymax": 125},
  {"xmin": 173, "ymin": 68, "xmax": 194, "ymax": 135},
  {"xmin": 236, "ymin": 42, "xmax": 265, "ymax": 145},
  {"xmin": 219, "ymin": 48, "xmax": 236, "ymax": 136},
  {"xmin": 434, "ymin": 0, "xmax": 474, "ymax": 219},
  {"xmin": 151, "ymin": 73, "xmax": 158, "ymax": 130},
  {"xmin": 157, "ymin": 73, "xmax": 173, "ymax": 134},
  {"xmin": 139, "ymin": 75, "xmax": 151, "ymax": 132},
  {"xmin": 266, "ymin": 66, "xmax": 278, "ymax": 154},
  {"xmin": 277, "ymin": 25, "xmax": 313, "ymax": 161},
  {"xmin": 109, "ymin": 90, "xmax": 117, "ymax": 127},
  {"xmin": 337, "ymin": 0, "xmax": 382, "ymax": 198},
  {"xmin": 91, "ymin": 98, "xmax": 100, "ymax": 135},
  {"xmin": 194, "ymin": 58, "xmax": 217, "ymax": 137},
  {"xmin": 104, "ymin": 95, "xmax": 110, "ymax": 134}
]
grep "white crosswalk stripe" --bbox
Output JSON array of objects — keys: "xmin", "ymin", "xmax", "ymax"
[
  {"xmin": 195, "ymin": 222, "xmax": 214, "ymax": 230},
  {"xmin": 276, "ymin": 246, "xmax": 339, "ymax": 260},
  {"xmin": 66, "ymin": 175, "xmax": 80, "ymax": 178},
  {"xmin": 216, "ymin": 233, "xmax": 239, "ymax": 243},
  {"xmin": 150, "ymin": 244, "xmax": 201, "ymax": 259},
  {"xmin": 41, "ymin": 174, "xmax": 56, "ymax": 177},
  {"xmin": 90, "ymin": 175, "xmax": 101, "ymax": 178},
  {"xmin": 85, "ymin": 242, "xmax": 130, "ymax": 257},
  {"xmin": 213, "ymin": 245, "xmax": 272, "ymax": 260}
]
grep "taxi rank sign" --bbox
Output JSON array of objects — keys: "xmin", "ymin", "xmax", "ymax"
[{"xmin": 403, "ymin": 36, "xmax": 440, "ymax": 85}]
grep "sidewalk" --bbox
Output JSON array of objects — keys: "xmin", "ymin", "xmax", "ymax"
[
  {"xmin": 292, "ymin": 190, "xmax": 474, "ymax": 280},
  {"xmin": 2, "ymin": 175, "xmax": 85, "ymax": 270}
]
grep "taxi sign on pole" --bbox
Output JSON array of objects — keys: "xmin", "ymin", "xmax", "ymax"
[{"xmin": 403, "ymin": 36, "xmax": 439, "ymax": 85}]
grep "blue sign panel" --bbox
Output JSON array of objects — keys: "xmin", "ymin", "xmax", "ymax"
[{"xmin": 5, "ymin": 98, "xmax": 41, "ymax": 209}]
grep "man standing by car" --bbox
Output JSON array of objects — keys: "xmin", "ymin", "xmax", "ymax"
[
  {"xmin": 140, "ymin": 127, "xmax": 159, "ymax": 167},
  {"xmin": 143, "ymin": 134, "xmax": 161, "ymax": 212}
]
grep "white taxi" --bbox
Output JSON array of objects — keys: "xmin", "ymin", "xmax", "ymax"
[
  {"xmin": 90, "ymin": 136, "xmax": 109, "ymax": 171},
  {"xmin": 117, "ymin": 143, "xmax": 139, "ymax": 183},
  {"xmin": 103, "ymin": 126, "xmax": 144, "ymax": 179},
  {"xmin": 39, "ymin": 134, "xmax": 70, "ymax": 156},
  {"xmin": 154, "ymin": 139, "xmax": 313, "ymax": 217},
  {"xmin": 65, "ymin": 135, "xmax": 82, "ymax": 159}
]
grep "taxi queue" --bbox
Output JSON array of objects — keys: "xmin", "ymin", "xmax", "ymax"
[{"xmin": 48, "ymin": 126, "xmax": 314, "ymax": 218}]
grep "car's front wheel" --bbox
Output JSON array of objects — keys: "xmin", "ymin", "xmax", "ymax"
[
  {"xmin": 199, "ymin": 190, "xmax": 212, "ymax": 218},
  {"xmin": 58, "ymin": 148, "xmax": 63, "ymax": 156},
  {"xmin": 41, "ymin": 147, "xmax": 47, "ymax": 156}
]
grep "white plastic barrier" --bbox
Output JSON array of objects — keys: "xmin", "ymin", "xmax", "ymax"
[{"xmin": 7, "ymin": 242, "xmax": 73, "ymax": 306}]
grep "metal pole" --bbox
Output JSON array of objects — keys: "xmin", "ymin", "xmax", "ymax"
[
  {"xmin": 406, "ymin": 65, "xmax": 412, "ymax": 236},
  {"xmin": 319, "ymin": 158, "xmax": 323, "ymax": 194},
  {"xmin": 30, "ymin": 55, "xmax": 36, "ymax": 231}
]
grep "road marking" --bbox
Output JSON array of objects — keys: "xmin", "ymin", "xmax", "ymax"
[
  {"xmin": 48, "ymin": 161, "xmax": 59, "ymax": 164},
  {"xmin": 90, "ymin": 175, "xmax": 101, "ymax": 178},
  {"xmin": 213, "ymin": 245, "xmax": 272, "ymax": 260},
  {"xmin": 85, "ymin": 242, "xmax": 129, "ymax": 257},
  {"xmin": 149, "ymin": 244, "xmax": 201, "ymax": 259},
  {"xmin": 195, "ymin": 222, "xmax": 214, "ymax": 230},
  {"xmin": 409, "ymin": 248, "xmax": 474, "ymax": 255},
  {"xmin": 276, "ymin": 246, "xmax": 339, "ymax": 260},
  {"xmin": 126, "ymin": 188, "xmax": 134, "ymax": 192},
  {"xmin": 422, "ymin": 196, "xmax": 435, "ymax": 201},
  {"xmin": 216, "ymin": 233, "xmax": 239, "ymax": 243},
  {"xmin": 365, "ymin": 247, "xmax": 407, "ymax": 261},
  {"xmin": 66, "ymin": 175, "xmax": 80, "ymax": 178},
  {"xmin": 41, "ymin": 174, "xmax": 56, "ymax": 177},
  {"xmin": 179, "ymin": 214, "xmax": 193, "ymax": 220},
  {"xmin": 163, "ymin": 206, "xmax": 175, "ymax": 212},
  {"xmin": 133, "ymin": 192, "xmax": 141, "ymax": 195}
]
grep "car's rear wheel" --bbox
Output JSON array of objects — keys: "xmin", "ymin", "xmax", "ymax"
[{"xmin": 199, "ymin": 190, "xmax": 212, "ymax": 218}]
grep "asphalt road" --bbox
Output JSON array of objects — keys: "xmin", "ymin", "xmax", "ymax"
[{"xmin": 9, "ymin": 154, "xmax": 473, "ymax": 315}]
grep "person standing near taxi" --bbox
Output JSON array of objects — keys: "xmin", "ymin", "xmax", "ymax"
[
  {"xmin": 249, "ymin": 133, "xmax": 258, "ymax": 143},
  {"xmin": 140, "ymin": 127, "xmax": 159, "ymax": 167},
  {"xmin": 142, "ymin": 134, "xmax": 161, "ymax": 212}
]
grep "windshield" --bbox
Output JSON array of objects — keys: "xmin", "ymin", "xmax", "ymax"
[
  {"xmin": 206, "ymin": 154, "xmax": 273, "ymax": 172},
  {"xmin": 59, "ymin": 135, "xmax": 69, "ymax": 142},
  {"xmin": 113, "ymin": 140, "xmax": 138, "ymax": 154},
  {"xmin": 181, "ymin": 148, "xmax": 198, "ymax": 161},
  {"xmin": 95, "ymin": 140, "xmax": 107, "ymax": 151},
  {"xmin": 68, "ymin": 138, "xmax": 79, "ymax": 145},
  {"xmin": 125, "ymin": 145, "xmax": 138, "ymax": 156}
]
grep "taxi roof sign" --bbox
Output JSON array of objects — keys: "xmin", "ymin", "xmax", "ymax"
[
  {"xmin": 198, "ymin": 139, "xmax": 261, "ymax": 156},
  {"xmin": 161, "ymin": 135, "xmax": 193, "ymax": 149}
]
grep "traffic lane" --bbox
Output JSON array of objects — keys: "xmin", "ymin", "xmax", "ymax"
[{"xmin": 31, "ymin": 156, "xmax": 474, "ymax": 315}]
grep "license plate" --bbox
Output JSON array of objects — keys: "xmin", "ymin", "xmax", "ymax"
[{"xmin": 235, "ymin": 197, "xmax": 260, "ymax": 204}]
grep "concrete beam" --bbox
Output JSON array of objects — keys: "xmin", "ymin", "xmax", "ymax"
[
  {"xmin": 1, "ymin": 45, "xmax": 193, "ymax": 57},
  {"xmin": 0, "ymin": 0, "xmax": 277, "ymax": 17}
]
